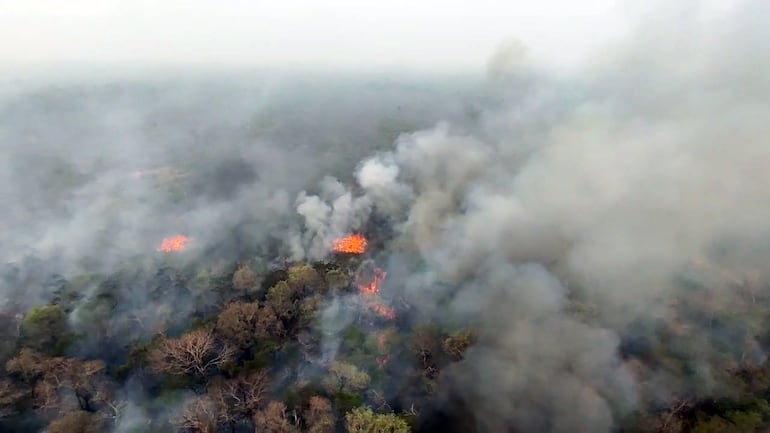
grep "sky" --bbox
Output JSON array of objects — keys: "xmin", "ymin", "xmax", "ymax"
[
  {"xmin": 0, "ymin": 0, "xmax": 746, "ymax": 75},
  {"xmin": 0, "ymin": 0, "xmax": 636, "ymax": 74}
]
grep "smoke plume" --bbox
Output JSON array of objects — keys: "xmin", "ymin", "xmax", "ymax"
[
  {"xmin": 1, "ymin": 1, "xmax": 769, "ymax": 432},
  {"xmin": 300, "ymin": 1, "xmax": 770, "ymax": 431}
]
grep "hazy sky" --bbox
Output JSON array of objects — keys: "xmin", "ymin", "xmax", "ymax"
[{"xmin": 0, "ymin": 0, "xmax": 742, "ymax": 74}]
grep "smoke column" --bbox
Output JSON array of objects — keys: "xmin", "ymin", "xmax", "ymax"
[{"xmin": 297, "ymin": 1, "xmax": 770, "ymax": 431}]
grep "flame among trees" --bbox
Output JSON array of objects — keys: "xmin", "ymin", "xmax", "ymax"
[
  {"xmin": 358, "ymin": 268, "xmax": 386, "ymax": 297},
  {"xmin": 332, "ymin": 234, "xmax": 368, "ymax": 254},
  {"xmin": 158, "ymin": 235, "xmax": 190, "ymax": 252},
  {"xmin": 0, "ymin": 232, "xmax": 477, "ymax": 433},
  {"xmin": 356, "ymin": 267, "xmax": 396, "ymax": 320},
  {"xmin": 151, "ymin": 257, "xmax": 403, "ymax": 433},
  {"xmin": 331, "ymin": 233, "xmax": 396, "ymax": 320}
]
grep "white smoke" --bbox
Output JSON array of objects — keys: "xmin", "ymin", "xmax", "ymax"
[
  {"xmin": 297, "ymin": 1, "xmax": 770, "ymax": 431},
  {"xmin": 294, "ymin": 176, "xmax": 373, "ymax": 259}
]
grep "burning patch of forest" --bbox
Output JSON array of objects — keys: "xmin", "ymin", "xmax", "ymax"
[
  {"xmin": 158, "ymin": 235, "xmax": 191, "ymax": 253},
  {"xmin": 4, "ymin": 5, "xmax": 770, "ymax": 430}
]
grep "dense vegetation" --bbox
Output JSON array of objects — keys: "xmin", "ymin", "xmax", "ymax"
[
  {"xmin": 1, "ymin": 245, "xmax": 770, "ymax": 432},
  {"xmin": 3, "ymin": 18, "xmax": 770, "ymax": 428}
]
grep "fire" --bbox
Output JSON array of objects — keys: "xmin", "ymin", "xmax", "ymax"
[
  {"xmin": 357, "ymin": 267, "xmax": 395, "ymax": 320},
  {"xmin": 157, "ymin": 235, "xmax": 189, "ymax": 252},
  {"xmin": 360, "ymin": 268, "xmax": 387, "ymax": 296},
  {"xmin": 370, "ymin": 303, "xmax": 396, "ymax": 320},
  {"xmin": 332, "ymin": 234, "xmax": 368, "ymax": 254}
]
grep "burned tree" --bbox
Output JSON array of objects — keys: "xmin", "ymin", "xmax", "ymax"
[{"xmin": 149, "ymin": 328, "xmax": 234, "ymax": 378}]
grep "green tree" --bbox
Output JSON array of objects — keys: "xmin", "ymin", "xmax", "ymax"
[
  {"xmin": 298, "ymin": 294, "xmax": 324, "ymax": 329},
  {"xmin": 324, "ymin": 269, "xmax": 350, "ymax": 291},
  {"xmin": 233, "ymin": 265, "xmax": 262, "ymax": 296},
  {"xmin": 323, "ymin": 362, "xmax": 370, "ymax": 395},
  {"xmin": 266, "ymin": 281, "xmax": 298, "ymax": 320},
  {"xmin": 287, "ymin": 263, "xmax": 326, "ymax": 292},
  {"xmin": 442, "ymin": 329, "xmax": 475, "ymax": 360},
  {"xmin": 21, "ymin": 305, "xmax": 73, "ymax": 354},
  {"xmin": 345, "ymin": 406, "xmax": 410, "ymax": 433},
  {"xmin": 194, "ymin": 269, "xmax": 212, "ymax": 290},
  {"xmin": 691, "ymin": 410, "xmax": 766, "ymax": 433},
  {"xmin": 216, "ymin": 301, "xmax": 269, "ymax": 351}
]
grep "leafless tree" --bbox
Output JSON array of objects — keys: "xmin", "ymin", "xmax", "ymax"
[
  {"xmin": 209, "ymin": 370, "xmax": 270, "ymax": 422},
  {"xmin": 7, "ymin": 350, "xmax": 108, "ymax": 414},
  {"xmin": 175, "ymin": 396, "xmax": 219, "ymax": 433},
  {"xmin": 254, "ymin": 401, "xmax": 300, "ymax": 433},
  {"xmin": 657, "ymin": 399, "xmax": 689, "ymax": 433},
  {"xmin": 149, "ymin": 328, "xmax": 235, "ymax": 377},
  {"xmin": 45, "ymin": 410, "xmax": 105, "ymax": 433},
  {"xmin": 304, "ymin": 396, "xmax": 335, "ymax": 433},
  {"xmin": 93, "ymin": 386, "xmax": 126, "ymax": 424},
  {"xmin": 0, "ymin": 379, "xmax": 28, "ymax": 417},
  {"xmin": 5, "ymin": 348, "xmax": 47, "ymax": 383}
]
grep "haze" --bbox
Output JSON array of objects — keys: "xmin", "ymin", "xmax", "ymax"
[
  {"xmin": 1, "ymin": 1, "xmax": 768, "ymax": 432},
  {"xmin": 0, "ymin": 0, "xmax": 637, "ymax": 74}
]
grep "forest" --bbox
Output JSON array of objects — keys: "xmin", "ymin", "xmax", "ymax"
[
  {"xmin": 3, "ymin": 226, "xmax": 770, "ymax": 433},
  {"xmin": 2, "ymin": 3, "xmax": 770, "ymax": 431},
  {"xmin": 3, "ymin": 211, "xmax": 770, "ymax": 433}
]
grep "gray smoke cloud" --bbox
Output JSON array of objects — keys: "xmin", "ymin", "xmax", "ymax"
[
  {"xmin": 0, "ymin": 71, "xmax": 477, "ymax": 432},
  {"xmin": 439, "ymin": 263, "xmax": 637, "ymax": 433},
  {"xmin": 2, "ymin": 0, "xmax": 768, "ymax": 431},
  {"xmin": 293, "ymin": 176, "xmax": 373, "ymax": 260},
  {"xmin": 0, "ymin": 72, "xmax": 473, "ymax": 353},
  {"xmin": 300, "ymin": 1, "xmax": 770, "ymax": 431}
]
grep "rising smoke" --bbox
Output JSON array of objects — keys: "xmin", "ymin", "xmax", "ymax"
[
  {"xmin": 295, "ymin": 1, "xmax": 770, "ymax": 431},
  {"xmin": 1, "ymin": 0, "xmax": 769, "ymax": 432}
]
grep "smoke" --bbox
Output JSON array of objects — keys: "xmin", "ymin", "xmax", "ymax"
[
  {"xmin": 0, "ymin": 73, "xmax": 472, "ymax": 359},
  {"xmin": 112, "ymin": 402, "xmax": 152, "ymax": 433},
  {"xmin": 355, "ymin": 157, "xmax": 411, "ymax": 216},
  {"xmin": 1, "ymin": 0, "xmax": 768, "ymax": 431},
  {"xmin": 435, "ymin": 263, "xmax": 637, "ymax": 433},
  {"xmin": 294, "ymin": 176, "xmax": 373, "ymax": 260},
  {"xmin": 299, "ymin": 1, "xmax": 770, "ymax": 431},
  {"xmin": 0, "ymin": 72, "xmax": 476, "ymax": 432}
]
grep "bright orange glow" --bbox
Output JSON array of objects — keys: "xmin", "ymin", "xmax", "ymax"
[
  {"xmin": 332, "ymin": 234, "xmax": 368, "ymax": 254},
  {"xmin": 370, "ymin": 303, "xmax": 396, "ymax": 320},
  {"xmin": 358, "ymin": 267, "xmax": 395, "ymax": 320},
  {"xmin": 359, "ymin": 268, "xmax": 387, "ymax": 296},
  {"xmin": 157, "ymin": 235, "xmax": 189, "ymax": 252}
]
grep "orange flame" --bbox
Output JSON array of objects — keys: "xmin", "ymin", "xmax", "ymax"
[
  {"xmin": 358, "ymin": 268, "xmax": 395, "ymax": 320},
  {"xmin": 157, "ymin": 235, "xmax": 189, "ymax": 252},
  {"xmin": 332, "ymin": 234, "xmax": 367, "ymax": 254},
  {"xmin": 370, "ymin": 303, "xmax": 396, "ymax": 320},
  {"xmin": 360, "ymin": 268, "xmax": 387, "ymax": 296}
]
